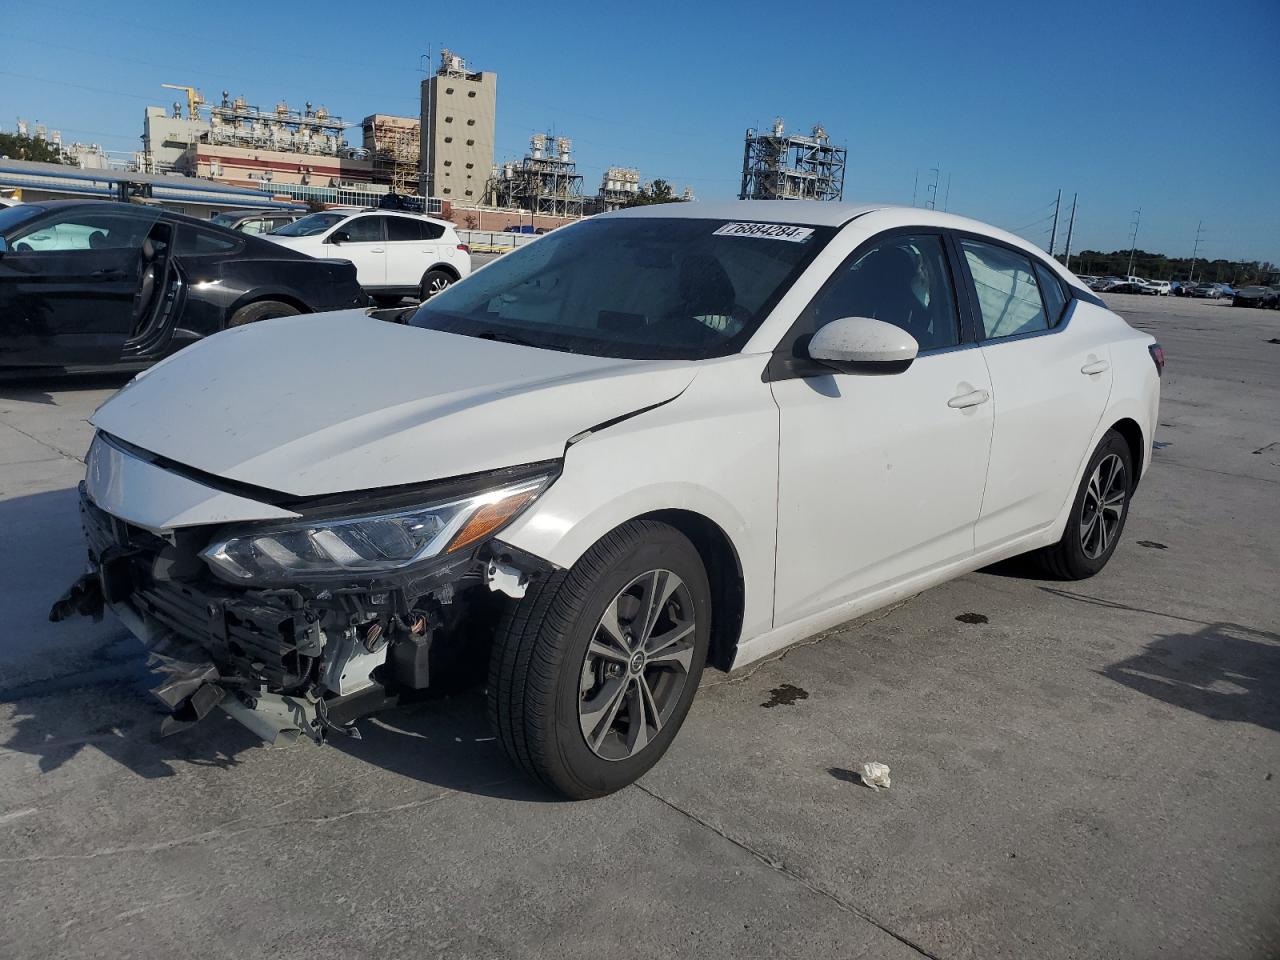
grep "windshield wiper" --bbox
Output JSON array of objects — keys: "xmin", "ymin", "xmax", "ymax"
[{"xmin": 475, "ymin": 330, "xmax": 537, "ymax": 347}]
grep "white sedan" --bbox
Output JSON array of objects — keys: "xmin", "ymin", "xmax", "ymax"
[{"xmin": 53, "ymin": 201, "xmax": 1163, "ymax": 798}]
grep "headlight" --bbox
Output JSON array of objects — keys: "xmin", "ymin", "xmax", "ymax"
[{"xmin": 201, "ymin": 473, "xmax": 551, "ymax": 584}]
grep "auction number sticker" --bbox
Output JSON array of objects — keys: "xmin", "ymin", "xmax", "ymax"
[{"xmin": 713, "ymin": 222, "xmax": 814, "ymax": 242}]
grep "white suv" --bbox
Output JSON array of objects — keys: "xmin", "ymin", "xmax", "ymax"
[{"xmin": 267, "ymin": 209, "xmax": 471, "ymax": 305}]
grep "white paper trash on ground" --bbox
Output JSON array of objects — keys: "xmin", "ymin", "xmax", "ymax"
[{"xmin": 858, "ymin": 761, "xmax": 891, "ymax": 790}]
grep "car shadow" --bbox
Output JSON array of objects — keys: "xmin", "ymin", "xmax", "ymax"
[
  {"xmin": 0, "ymin": 372, "xmax": 135, "ymax": 405},
  {"xmin": 1042, "ymin": 587, "xmax": 1280, "ymax": 732}
]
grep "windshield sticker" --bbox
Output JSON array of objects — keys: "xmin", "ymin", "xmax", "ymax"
[{"xmin": 713, "ymin": 222, "xmax": 815, "ymax": 242}]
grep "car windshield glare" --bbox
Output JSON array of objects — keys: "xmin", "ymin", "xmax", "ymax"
[
  {"xmin": 272, "ymin": 212, "xmax": 346, "ymax": 237},
  {"xmin": 407, "ymin": 217, "xmax": 833, "ymax": 360}
]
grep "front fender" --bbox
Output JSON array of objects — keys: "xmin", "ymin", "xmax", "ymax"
[{"xmin": 499, "ymin": 355, "xmax": 779, "ymax": 643}]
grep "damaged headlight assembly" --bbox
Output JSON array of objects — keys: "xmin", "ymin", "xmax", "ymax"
[{"xmin": 201, "ymin": 471, "xmax": 554, "ymax": 586}]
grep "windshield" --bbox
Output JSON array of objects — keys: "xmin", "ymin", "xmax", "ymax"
[
  {"xmin": 272, "ymin": 212, "xmax": 346, "ymax": 237},
  {"xmin": 408, "ymin": 217, "xmax": 834, "ymax": 360}
]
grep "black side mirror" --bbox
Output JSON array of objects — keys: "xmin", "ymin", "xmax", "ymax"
[{"xmin": 328, "ymin": 231, "xmax": 350, "ymax": 245}]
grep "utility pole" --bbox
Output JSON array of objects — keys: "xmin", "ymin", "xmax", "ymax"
[
  {"xmin": 1062, "ymin": 192, "xmax": 1078, "ymax": 268},
  {"xmin": 911, "ymin": 169, "xmax": 918, "ymax": 207},
  {"xmin": 925, "ymin": 167, "xmax": 940, "ymax": 210},
  {"xmin": 1048, "ymin": 189, "xmax": 1061, "ymax": 256},
  {"xmin": 1126, "ymin": 208, "xmax": 1142, "ymax": 277},
  {"xmin": 1189, "ymin": 220, "xmax": 1204, "ymax": 282},
  {"xmin": 943, "ymin": 172, "xmax": 952, "ymax": 212}
]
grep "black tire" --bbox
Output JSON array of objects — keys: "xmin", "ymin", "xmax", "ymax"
[
  {"xmin": 1033, "ymin": 430, "xmax": 1134, "ymax": 580},
  {"xmin": 228, "ymin": 300, "xmax": 300, "ymax": 328},
  {"xmin": 488, "ymin": 519, "xmax": 711, "ymax": 799},
  {"xmin": 419, "ymin": 269, "xmax": 455, "ymax": 301}
]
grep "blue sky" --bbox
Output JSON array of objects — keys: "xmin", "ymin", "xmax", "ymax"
[{"xmin": 2, "ymin": 0, "xmax": 1277, "ymax": 261}]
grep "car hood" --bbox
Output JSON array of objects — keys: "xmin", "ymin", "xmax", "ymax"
[{"xmin": 91, "ymin": 311, "xmax": 697, "ymax": 497}]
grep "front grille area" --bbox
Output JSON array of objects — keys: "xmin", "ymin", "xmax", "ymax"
[{"xmin": 80, "ymin": 489, "xmax": 311, "ymax": 688}]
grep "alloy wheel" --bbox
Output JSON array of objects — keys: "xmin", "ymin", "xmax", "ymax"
[
  {"xmin": 425, "ymin": 276, "xmax": 451, "ymax": 296},
  {"xmin": 578, "ymin": 569, "xmax": 696, "ymax": 761},
  {"xmin": 1080, "ymin": 453, "xmax": 1127, "ymax": 559}
]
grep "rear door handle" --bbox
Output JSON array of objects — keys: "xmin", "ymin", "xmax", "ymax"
[
  {"xmin": 370, "ymin": 248, "xmax": 385, "ymax": 253},
  {"xmin": 1080, "ymin": 360, "xmax": 1110, "ymax": 375},
  {"xmin": 948, "ymin": 389, "xmax": 990, "ymax": 409}
]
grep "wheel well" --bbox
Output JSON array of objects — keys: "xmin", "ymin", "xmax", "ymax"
[
  {"xmin": 235, "ymin": 294, "xmax": 310, "ymax": 317},
  {"xmin": 424, "ymin": 263, "xmax": 461, "ymax": 282},
  {"xmin": 640, "ymin": 509, "xmax": 745, "ymax": 673},
  {"xmin": 1108, "ymin": 417, "xmax": 1145, "ymax": 491}
]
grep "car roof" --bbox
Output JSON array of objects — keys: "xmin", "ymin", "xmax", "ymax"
[{"xmin": 337, "ymin": 208, "xmax": 453, "ymax": 228}]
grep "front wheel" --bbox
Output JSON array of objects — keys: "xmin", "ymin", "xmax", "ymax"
[
  {"xmin": 1033, "ymin": 430, "xmax": 1134, "ymax": 579},
  {"xmin": 488, "ymin": 520, "xmax": 711, "ymax": 799}
]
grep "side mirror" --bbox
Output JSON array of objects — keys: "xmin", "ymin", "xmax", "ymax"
[
  {"xmin": 328, "ymin": 230, "xmax": 350, "ymax": 245},
  {"xmin": 807, "ymin": 317, "xmax": 919, "ymax": 375}
]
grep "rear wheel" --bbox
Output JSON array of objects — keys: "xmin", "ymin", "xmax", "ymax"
[
  {"xmin": 488, "ymin": 520, "xmax": 711, "ymax": 799},
  {"xmin": 1033, "ymin": 430, "xmax": 1133, "ymax": 579},
  {"xmin": 228, "ymin": 300, "xmax": 300, "ymax": 328},
  {"xmin": 419, "ymin": 269, "xmax": 455, "ymax": 301}
]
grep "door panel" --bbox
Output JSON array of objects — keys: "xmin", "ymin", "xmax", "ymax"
[
  {"xmin": 976, "ymin": 330, "xmax": 1111, "ymax": 546},
  {"xmin": 384, "ymin": 215, "xmax": 435, "ymax": 289},
  {"xmin": 328, "ymin": 216, "xmax": 385, "ymax": 287},
  {"xmin": 955, "ymin": 237, "xmax": 1114, "ymax": 547},
  {"xmin": 772, "ymin": 351, "xmax": 994, "ymax": 625}
]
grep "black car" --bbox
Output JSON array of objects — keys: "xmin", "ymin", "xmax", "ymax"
[
  {"xmin": 0, "ymin": 201, "xmax": 367, "ymax": 377},
  {"xmin": 1232, "ymin": 285, "xmax": 1280, "ymax": 309}
]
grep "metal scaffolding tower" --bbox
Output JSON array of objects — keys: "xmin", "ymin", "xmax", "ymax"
[
  {"xmin": 490, "ymin": 134, "xmax": 585, "ymax": 216},
  {"xmin": 363, "ymin": 115, "xmax": 421, "ymax": 195},
  {"xmin": 739, "ymin": 118, "xmax": 846, "ymax": 201}
]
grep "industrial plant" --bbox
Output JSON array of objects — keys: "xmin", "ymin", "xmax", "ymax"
[{"xmin": 739, "ymin": 118, "xmax": 847, "ymax": 201}]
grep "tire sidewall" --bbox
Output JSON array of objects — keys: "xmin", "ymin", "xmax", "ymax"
[
  {"xmin": 1061, "ymin": 432, "xmax": 1134, "ymax": 576},
  {"xmin": 549, "ymin": 530, "xmax": 711, "ymax": 796},
  {"xmin": 420, "ymin": 270, "xmax": 453, "ymax": 300}
]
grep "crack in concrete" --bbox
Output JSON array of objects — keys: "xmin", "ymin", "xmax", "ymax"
[
  {"xmin": 633, "ymin": 782, "xmax": 944, "ymax": 960},
  {"xmin": 0, "ymin": 417, "xmax": 87, "ymax": 465},
  {"xmin": 0, "ymin": 786, "xmax": 493, "ymax": 863}
]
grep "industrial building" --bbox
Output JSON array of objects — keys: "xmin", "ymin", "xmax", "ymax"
[
  {"xmin": 362, "ymin": 114, "xmax": 421, "ymax": 195},
  {"xmin": 490, "ymin": 134, "xmax": 585, "ymax": 217},
  {"xmin": 141, "ymin": 86, "xmax": 388, "ymax": 208},
  {"xmin": 419, "ymin": 50, "xmax": 497, "ymax": 203},
  {"xmin": 594, "ymin": 167, "xmax": 641, "ymax": 212},
  {"xmin": 739, "ymin": 118, "xmax": 846, "ymax": 201}
]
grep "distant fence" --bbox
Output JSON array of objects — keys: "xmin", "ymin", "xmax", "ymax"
[{"xmin": 457, "ymin": 230, "xmax": 540, "ymax": 254}]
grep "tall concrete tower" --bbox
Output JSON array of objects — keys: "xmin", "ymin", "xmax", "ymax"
[{"xmin": 419, "ymin": 49, "xmax": 496, "ymax": 204}]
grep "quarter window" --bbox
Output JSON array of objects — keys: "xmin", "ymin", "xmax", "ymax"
[
  {"xmin": 1033, "ymin": 262, "xmax": 1068, "ymax": 327},
  {"xmin": 798, "ymin": 233, "xmax": 960, "ymax": 351},
  {"xmin": 961, "ymin": 240, "xmax": 1047, "ymax": 339},
  {"xmin": 175, "ymin": 226, "xmax": 239, "ymax": 255}
]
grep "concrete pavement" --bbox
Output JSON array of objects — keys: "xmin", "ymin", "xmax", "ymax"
[{"xmin": 1, "ymin": 295, "xmax": 1277, "ymax": 959}]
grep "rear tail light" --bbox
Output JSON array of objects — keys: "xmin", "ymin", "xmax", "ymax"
[
  {"xmin": 457, "ymin": 243, "xmax": 470, "ymax": 254},
  {"xmin": 1149, "ymin": 343, "xmax": 1165, "ymax": 377}
]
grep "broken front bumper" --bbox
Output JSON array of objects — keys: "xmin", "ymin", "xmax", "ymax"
[{"xmin": 52, "ymin": 486, "xmax": 551, "ymax": 743}]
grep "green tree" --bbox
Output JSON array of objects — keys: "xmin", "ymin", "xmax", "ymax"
[
  {"xmin": 0, "ymin": 133, "xmax": 66, "ymax": 164},
  {"xmin": 621, "ymin": 178, "xmax": 686, "ymax": 208}
]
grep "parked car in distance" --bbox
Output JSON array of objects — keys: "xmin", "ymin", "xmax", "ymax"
[
  {"xmin": 1232, "ymin": 285, "xmax": 1280, "ymax": 309},
  {"xmin": 210, "ymin": 209, "xmax": 303, "ymax": 236},
  {"xmin": 53, "ymin": 200, "xmax": 1163, "ymax": 798},
  {"xmin": 1146, "ymin": 280, "xmax": 1171, "ymax": 296},
  {"xmin": 503, "ymin": 224, "xmax": 539, "ymax": 234},
  {"xmin": 1191, "ymin": 283, "xmax": 1231, "ymax": 298},
  {"xmin": 0, "ymin": 200, "xmax": 366, "ymax": 377},
  {"xmin": 266, "ymin": 208, "xmax": 471, "ymax": 306}
]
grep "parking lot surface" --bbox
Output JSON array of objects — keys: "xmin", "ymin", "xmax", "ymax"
[{"xmin": 1, "ymin": 294, "xmax": 1277, "ymax": 959}]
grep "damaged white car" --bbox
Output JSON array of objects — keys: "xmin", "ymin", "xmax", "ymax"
[{"xmin": 52, "ymin": 201, "xmax": 1163, "ymax": 798}]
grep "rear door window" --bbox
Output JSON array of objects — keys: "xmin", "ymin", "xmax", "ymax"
[{"xmin": 960, "ymin": 239, "xmax": 1048, "ymax": 340}]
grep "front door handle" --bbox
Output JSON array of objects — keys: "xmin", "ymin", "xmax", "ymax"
[
  {"xmin": 90, "ymin": 268, "xmax": 126, "ymax": 280},
  {"xmin": 370, "ymin": 248, "xmax": 385, "ymax": 253},
  {"xmin": 1080, "ymin": 360, "xmax": 1110, "ymax": 375},
  {"xmin": 948, "ymin": 389, "xmax": 990, "ymax": 409}
]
